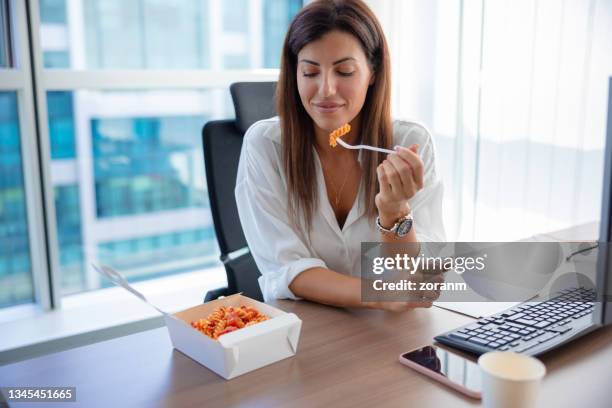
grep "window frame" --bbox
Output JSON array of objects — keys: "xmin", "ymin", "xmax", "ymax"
[{"xmin": 0, "ymin": 0, "xmax": 54, "ymax": 312}]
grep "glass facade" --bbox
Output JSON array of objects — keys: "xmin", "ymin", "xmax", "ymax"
[
  {"xmin": 47, "ymin": 89, "xmax": 233, "ymax": 294},
  {"xmin": 97, "ymin": 226, "xmax": 217, "ymax": 286},
  {"xmin": 54, "ymin": 184, "xmax": 85, "ymax": 294},
  {"xmin": 35, "ymin": 0, "xmax": 302, "ymax": 298},
  {"xmin": 263, "ymin": 0, "xmax": 302, "ymax": 67},
  {"xmin": 0, "ymin": 92, "xmax": 34, "ymax": 308},
  {"xmin": 47, "ymin": 91, "xmax": 76, "ymax": 159},
  {"xmin": 39, "ymin": 0, "xmax": 70, "ymax": 68},
  {"xmin": 40, "ymin": 0, "xmax": 302, "ymax": 70},
  {"xmin": 92, "ymin": 115, "xmax": 207, "ymax": 218}
]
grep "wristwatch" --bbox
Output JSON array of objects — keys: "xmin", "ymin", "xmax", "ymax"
[{"xmin": 376, "ymin": 213, "xmax": 414, "ymax": 238}]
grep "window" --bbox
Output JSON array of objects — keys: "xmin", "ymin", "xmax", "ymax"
[
  {"xmin": 54, "ymin": 184, "xmax": 84, "ymax": 294},
  {"xmin": 0, "ymin": 0, "xmax": 303, "ymax": 315},
  {"xmin": 0, "ymin": 0, "xmax": 13, "ymax": 68},
  {"xmin": 47, "ymin": 91, "xmax": 75, "ymax": 159},
  {"xmin": 0, "ymin": 92, "xmax": 34, "ymax": 308},
  {"xmin": 97, "ymin": 226, "xmax": 217, "ymax": 288},
  {"xmin": 369, "ymin": 0, "xmax": 612, "ymax": 240},
  {"xmin": 39, "ymin": 0, "xmax": 302, "ymax": 70},
  {"xmin": 47, "ymin": 89, "xmax": 233, "ymax": 295},
  {"xmin": 34, "ymin": 1, "xmax": 303, "ymax": 303}
]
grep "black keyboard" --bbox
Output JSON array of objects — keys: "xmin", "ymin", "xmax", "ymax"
[{"xmin": 434, "ymin": 288, "xmax": 596, "ymax": 356}]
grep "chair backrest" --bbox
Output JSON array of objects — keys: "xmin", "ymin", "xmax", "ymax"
[
  {"xmin": 202, "ymin": 81, "xmax": 277, "ymax": 299},
  {"xmin": 202, "ymin": 119, "xmax": 248, "ymax": 255}
]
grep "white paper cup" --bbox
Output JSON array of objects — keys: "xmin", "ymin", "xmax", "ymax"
[{"xmin": 478, "ymin": 352, "xmax": 546, "ymax": 408}]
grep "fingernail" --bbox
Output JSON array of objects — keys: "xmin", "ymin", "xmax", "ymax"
[{"xmin": 394, "ymin": 146, "xmax": 401, "ymax": 151}]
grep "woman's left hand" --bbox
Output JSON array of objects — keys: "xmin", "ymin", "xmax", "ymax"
[{"xmin": 375, "ymin": 144, "xmax": 423, "ymax": 225}]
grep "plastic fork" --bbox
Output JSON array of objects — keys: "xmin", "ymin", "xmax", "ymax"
[{"xmin": 335, "ymin": 137, "xmax": 395, "ymax": 154}]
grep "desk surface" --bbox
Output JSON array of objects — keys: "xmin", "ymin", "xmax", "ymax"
[{"xmin": 2, "ymin": 300, "xmax": 611, "ymax": 408}]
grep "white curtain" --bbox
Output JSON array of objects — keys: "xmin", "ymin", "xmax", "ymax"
[{"xmin": 366, "ymin": 0, "xmax": 612, "ymax": 241}]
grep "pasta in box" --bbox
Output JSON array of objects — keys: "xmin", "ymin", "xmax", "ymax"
[
  {"xmin": 93, "ymin": 265, "xmax": 301, "ymax": 381},
  {"xmin": 164, "ymin": 294, "xmax": 302, "ymax": 379}
]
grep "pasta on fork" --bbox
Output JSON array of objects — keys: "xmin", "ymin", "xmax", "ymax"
[{"xmin": 329, "ymin": 123, "xmax": 351, "ymax": 147}]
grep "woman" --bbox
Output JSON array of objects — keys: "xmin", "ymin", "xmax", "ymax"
[{"xmin": 235, "ymin": 0, "xmax": 445, "ymax": 311}]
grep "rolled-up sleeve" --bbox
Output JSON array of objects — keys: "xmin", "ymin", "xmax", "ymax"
[
  {"xmin": 404, "ymin": 124, "xmax": 446, "ymax": 244},
  {"xmin": 235, "ymin": 122, "xmax": 327, "ymax": 301}
]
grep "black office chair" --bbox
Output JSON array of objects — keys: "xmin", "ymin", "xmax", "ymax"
[{"xmin": 202, "ymin": 82, "xmax": 277, "ymax": 302}]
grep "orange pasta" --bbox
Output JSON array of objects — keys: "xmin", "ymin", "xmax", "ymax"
[
  {"xmin": 329, "ymin": 123, "xmax": 351, "ymax": 147},
  {"xmin": 191, "ymin": 305, "xmax": 269, "ymax": 340}
]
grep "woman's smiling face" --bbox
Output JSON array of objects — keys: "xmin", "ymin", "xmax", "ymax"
[{"xmin": 297, "ymin": 30, "xmax": 374, "ymax": 135}]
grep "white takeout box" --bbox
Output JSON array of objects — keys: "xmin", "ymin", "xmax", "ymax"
[
  {"xmin": 93, "ymin": 265, "xmax": 302, "ymax": 379},
  {"xmin": 166, "ymin": 293, "xmax": 301, "ymax": 379}
]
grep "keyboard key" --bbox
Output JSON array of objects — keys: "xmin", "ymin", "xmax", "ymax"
[
  {"xmin": 467, "ymin": 337, "xmax": 490, "ymax": 347},
  {"xmin": 531, "ymin": 330, "xmax": 547, "ymax": 341},
  {"xmin": 506, "ymin": 312, "xmax": 526, "ymax": 321},
  {"xmin": 489, "ymin": 342, "xmax": 501, "ymax": 349},
  {"xmin": 534, "ymin": 320, "xmax": 552, "ymax": 329},
  {"xmin": 515, "ymin": 318, "xmax": 539, "ymax": 326},
  {"xmin": 449, "ymin": 332, "xmax": 471, "ymax": 341},
  {"xmin": 507, "ymin": 327, "xmax": 521, "ymax": 333},
  {"xmin": 495, "ymin": 338, "xmax": 510, "ymax": 345}
]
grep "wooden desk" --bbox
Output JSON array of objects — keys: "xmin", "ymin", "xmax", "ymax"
[{"xmin": 1, "ymin": 300, "xmax": 611, "ymax": 407}]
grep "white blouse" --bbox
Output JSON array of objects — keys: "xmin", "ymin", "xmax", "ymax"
[{"xmin": 235, "ymin": 117, "xmax": 445, "ymax": 301}]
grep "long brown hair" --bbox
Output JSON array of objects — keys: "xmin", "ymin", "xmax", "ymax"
[{"xmin": 277, "ymin": 0, "xmax": 392, "ymax": 232}]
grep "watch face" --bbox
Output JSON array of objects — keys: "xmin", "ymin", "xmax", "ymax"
[{"xmin": 396, "ymin": 218, "xmax": 413, "ymax": 237}]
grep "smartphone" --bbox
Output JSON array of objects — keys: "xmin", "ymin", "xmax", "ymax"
[{"xmin": 398, "ymin": 344, "xmax": 482, "ymax": 399}]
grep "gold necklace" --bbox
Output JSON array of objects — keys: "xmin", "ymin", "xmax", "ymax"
[{"xmin": 321, "ymin": 158, "xmax": 353, "ymax": 209}]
